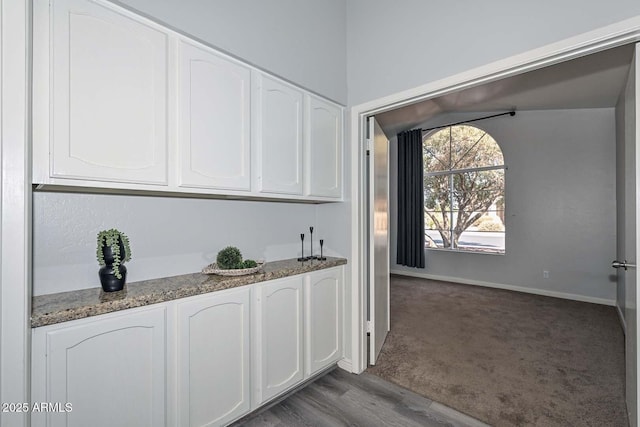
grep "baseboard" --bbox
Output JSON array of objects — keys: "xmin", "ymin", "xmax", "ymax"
[
  {"xmin": 390, "ymin": 269, "xmax": 616, "ymax": 306},
  {"xmin": 617, "ymin": 303, "xmax": 627, "ymax": 334},
  {"xmin": 338, "ymin": 358, "xmax": 353, "ymax": 373}
]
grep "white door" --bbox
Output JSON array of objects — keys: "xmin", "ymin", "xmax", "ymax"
[
  {"xmin": 616, "ymin": 43, "xmax": 640, "ymax": 427},
  {"xmin": 178, "ymin": 40, "xmax": 251, "ymax": 191},
  {"xmin": 368, "ymin": 117, "xmax": 390, "ymax": 365}
]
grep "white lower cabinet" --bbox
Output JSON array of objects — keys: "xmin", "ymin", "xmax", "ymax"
[
  {"xmin": 31, "ymin": 306, "xmax": 167, "ymax": 427},
  {"xmin": 252, "ymin": 275, "xmax": 304, "ymax": 405},
  {"xmin": 31, "ymin": 266, "xmax": 344, "ymax": 427},
  {"xmin": 176, "ymin": 287, "xmax": 251, "ymax": 427},
  {"xmin": 306, "ymin": 267, "xmax": 343, "ymax": 376}
]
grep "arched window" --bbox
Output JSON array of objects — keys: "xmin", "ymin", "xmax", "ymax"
[{"xmin": 423, "ymin": 124, "xmax": 505, "ymax": 254}]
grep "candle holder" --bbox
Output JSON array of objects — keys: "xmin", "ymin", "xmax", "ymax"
[
  {"xmin": 309, "ymin": 226, "xmax": 317, "ymax": 260},
  {"xmin": 318, "ymin": 239, "xmax": 326, "ymax": 261},
  {"xmin": 297, "ymin": 233, "xmax": 308, "ymax": 262}
]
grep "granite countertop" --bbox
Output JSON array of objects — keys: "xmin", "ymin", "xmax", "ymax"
[{"xmin": 32, "ymin": 257, "xmax": 347, "ymax": 328}]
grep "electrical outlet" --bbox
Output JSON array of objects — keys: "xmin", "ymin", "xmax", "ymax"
[{"xmin": 543, "ymin": 270, "xmax": 550, "ymax": 279}]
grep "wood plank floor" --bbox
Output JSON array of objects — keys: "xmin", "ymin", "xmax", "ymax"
[{"xmin": 233, "ymin": 368, "xmax": 489, "ymax": 427}]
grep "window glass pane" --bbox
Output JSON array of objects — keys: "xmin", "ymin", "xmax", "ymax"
[
  {"xmin": 451, "ymin": 170, "xmax": 505, "ymax": 253},
  {"xmin": 453, "ymin": 170, "xmax": 504, "ymax": 210},
  {"xmin": 450, "ymin": 125, "xmax": 504, "ymax": 170},
  {"xmin": 425, "ymin": 227, "xmax": 451, "ymax": 249},
  {"xmin": 423, "ymin": 128, "xmax": 451, "ymax": 172},
  {"xmin": 424, "ymin": 175, "xmax": 451, "ymax": 211},
  {"xmin": 460, "ymin": 211, "xmax": 505, "ymax": 254}
]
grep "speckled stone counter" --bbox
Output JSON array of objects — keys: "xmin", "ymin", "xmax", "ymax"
[{"xmin": 32, "ymin": 257, "xmax": 347, "ymax": 328}]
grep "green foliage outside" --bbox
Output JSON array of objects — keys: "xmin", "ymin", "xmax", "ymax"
[{"xmin": 423, "ymin": 125, "xmax": 505, "ymax": 249}]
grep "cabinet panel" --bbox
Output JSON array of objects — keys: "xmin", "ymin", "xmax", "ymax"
[
  {"xmin": 31, "ymin": 307, "xmax": 166, "ymax": 427},
  {"xmin": 306, "ymin": 267, "xmax": 343, "ymax": 376},
  {"xmin": 253, "ymin": 73, "xmax": 303, "ymax": 195},
  {"xmin": 253, "ymin": 276, "xmax": 304, "ymax": 404},
  {"xmin": 305, "ymin": 95, "xmax": 343, "ymax": 198},
  {"xmin": 179, "ymin": 41, "xmax": 251, "ymax": 191},
  {"xmin": 49, "ymin": 0, "xmax": 168, "ymax": 184},
  {"xmin": 177, "ymin": 287, "xmax": 251, "ymax": 427}
]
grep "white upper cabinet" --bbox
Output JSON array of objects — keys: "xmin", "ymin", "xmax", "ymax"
[
  {"xmin": 45, "ymin": 0, "xmax": 168, "ymax": 185},
  {"xmin": 305, "ymin": 94, "xmax": 343, "ymax": 199},
  {"xmin": 33, "ymin": 0, "xmax": 343, "ymax": 202},
  {"xmin": 253, "ymin": 73, "xmax": 304, "ymax": 195},
  {"xmin": 178, "ymin": 40, "xmax": 251, "ymax": 191}
]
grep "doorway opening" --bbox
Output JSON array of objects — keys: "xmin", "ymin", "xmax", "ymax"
[{"xmin": 356, "ymin": 28, "xmax": 640, "ymax": 426}]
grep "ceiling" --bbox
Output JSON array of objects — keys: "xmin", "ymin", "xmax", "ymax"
[{"xmin": 376, "ymin": 43, "xmax": 635, "ymax": 136}]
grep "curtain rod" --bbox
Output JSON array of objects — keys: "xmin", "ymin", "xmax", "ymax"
[{"xmin": 417, "ymin": 111, "xmax": 516, "ymax": 133}]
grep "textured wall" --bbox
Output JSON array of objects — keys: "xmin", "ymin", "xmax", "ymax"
[
  {"xmin": 32, "ymin": 193, "xmax": 334, "ymax": 295},
  {"xmin": 346, "ymin": 0, "xmax": 640, "ymax": 105},
  {"xmin": 389, "ymin": 108, "xmax": 617, "ymax": 303},
  {"xmin": 115, "ymin": 0, "xmax": 347, "ymax": 104}
]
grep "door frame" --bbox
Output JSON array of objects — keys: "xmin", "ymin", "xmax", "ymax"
[
  {"xmin": 348, "ymin": 16, "xmax": 640, "ymax": 374},
  {"xmin": 0, "ymin": 1, "xmax": 31, "ymax": 427}
]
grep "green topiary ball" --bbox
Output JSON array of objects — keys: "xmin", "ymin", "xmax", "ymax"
[
  {"xmin": 217, "ymin": 246, "xmax": 243, "ymax": 269},
  {"xmin": 242, "ymin": 259, "xmax": 258, "ymax": 268}
]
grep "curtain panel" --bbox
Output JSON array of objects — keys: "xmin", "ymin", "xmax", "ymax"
[{"xmin": 396, "ymin": 129, "xmax": 425, "ymax": 268}]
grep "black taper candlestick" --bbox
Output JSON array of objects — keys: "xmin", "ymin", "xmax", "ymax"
[
  {"xmin": 298, "ymin": 233, "xmax": 307, "ymax": 262},
  {"xmin": 309, "ymin": 226, "xmax": 316, "ymax": 260},
  {"xmin": 319, "ymin": 239, "xmax": 326, "ymax": 261}
]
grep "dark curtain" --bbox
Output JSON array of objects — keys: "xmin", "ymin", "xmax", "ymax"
[{"xmin": 396, "ymin": 129, "xmax": 425, "ymax": 268}]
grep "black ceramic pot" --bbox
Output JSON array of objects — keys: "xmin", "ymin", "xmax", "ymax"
[
  {"xmin": 99, "ymin": 238, "xmax": 127, "ymax": 292},
  {"xmin": 99, "ymin": 264, "xmax": 127, "ymax": 292}
]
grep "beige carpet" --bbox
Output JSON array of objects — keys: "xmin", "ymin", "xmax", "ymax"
[{"xmin": 367, "ymin": 275, "xmax": 627, "ymax": 427}]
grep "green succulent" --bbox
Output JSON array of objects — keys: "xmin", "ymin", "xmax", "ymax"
[
  {"xmin": 96, "ymin": 229, "xmax": 131, "ymax": 279},
  {"xmin": 216, "ymin": 246, "xmax": 243, "ymax": 269}
]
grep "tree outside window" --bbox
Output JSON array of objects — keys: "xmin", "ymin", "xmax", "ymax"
[{"xmin": 423, "ymin": 124, "xmax": 505, "ymax": 254}]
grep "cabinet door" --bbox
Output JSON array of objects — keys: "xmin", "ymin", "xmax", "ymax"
[
  {"xmin": 49, "ymin": 0, "xmax": 168, "ymax": 185},
  {"xmin": 31, "ymin": 306, "xmax": 166, "ymax": 427},
  {"xmin": 253, "ymin": 73, "xmax": 303, "ymax": 195},
  {"xmin": 176, "ymin": 287, "xmax": 251, "ymax": 427},
  {"xmin": 306, "ymin": 267, "xmax": 343, "ymax": 376},
  {"xmin": 178, "ymin": 40, "xmax": 251, "ymax": 191},
  {"xmin": 305, "ymin": 95, "xmax": 343, "ymax": 198},
  {"xmin": 253, "ymin": 276, "xmax": 304, "ymax": 405}
]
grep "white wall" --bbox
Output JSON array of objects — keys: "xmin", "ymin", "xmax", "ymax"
[
  {"xmin": 115, "ymin": 0, "xmax": 347, "ymax": 104},
  {"xmin": 390, "ymin": 108, "xmax": 618, "ymax": 304},
  {"xmin": 346, "ymin": 0, "xmax": 640, "ymax": 105},
  {"xmin": 33, "ymin": 193, "xmax": 329, "ymax": 295}
]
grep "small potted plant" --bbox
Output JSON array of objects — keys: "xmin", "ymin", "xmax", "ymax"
[
  {"xmin": 96, "ymin": 229, "xmax": 132, "ymax": 292},
  {"xmin": 202, "ymin": 246, "xmax": 262, "ymax": 276}
]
